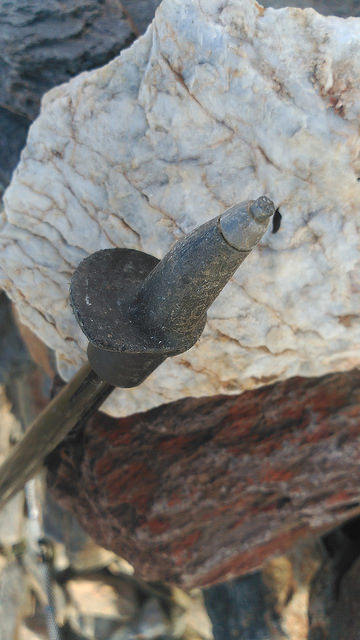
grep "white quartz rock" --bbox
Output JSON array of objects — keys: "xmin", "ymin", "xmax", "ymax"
[{"xmin": 2, "ymin": 0, "xmax": 360, "ymax": 416}]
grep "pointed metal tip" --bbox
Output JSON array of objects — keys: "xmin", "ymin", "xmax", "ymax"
[
  {"xmin": 249, "ymin": 196, "xmax": 275, "ymax": 222},
  {"xmin": 218, "ymin": 196, "xmax": 275, "ymax": 252}
]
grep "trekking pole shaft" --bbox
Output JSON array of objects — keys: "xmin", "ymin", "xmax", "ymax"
[{"xmin": 0, "ymin": 362, "xmax": 113, "ymax": 509}]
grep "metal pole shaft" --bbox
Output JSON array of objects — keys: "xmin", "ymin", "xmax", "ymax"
[{"xmin": 0, "ymin": 362, "xmax": 113, "ymax": 509}]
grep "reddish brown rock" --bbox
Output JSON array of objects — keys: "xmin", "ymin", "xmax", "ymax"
[{"xmin": 47, "ymin": 369, "xmax": 360, "ymax": 589}]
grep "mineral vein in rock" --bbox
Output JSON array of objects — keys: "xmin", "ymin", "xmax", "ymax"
[{"xmin": 1, "ymin": 0, "xmax": 360, "ymax": 416}]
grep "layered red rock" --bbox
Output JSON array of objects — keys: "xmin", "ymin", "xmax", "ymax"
[{"xmin": 47, "ymin": 369, "xmax": 360, "ymax": 589}]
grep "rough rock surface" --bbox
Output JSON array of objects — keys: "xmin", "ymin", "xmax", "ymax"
[
  {"xmin": 262, "ymin": 0, "xmax": 360, "ymax": 16},
  {"xmin": 0, "ymin": 0, "xmax": 151, "ymax": 198},
  {"xmin": 0, "ymin": 0, "xmax": 135, "ymax": 121},
  {"xmin": 325, "ymin": 553, "xmax": 360, "ymax": 640},
  {"xmin": 47, "ymin": 368, "xmax": 360, "ymax": 589},
  {"xmin": 204, "ymin": 572, "xmax": 271, "ymax": 640},
  {"xmin": 121, "ymin": 0, "xmax": 162, "ymax": 34},
  {"xmin": 0, "ymin": 385, "xmax": 24, "ymax": 548},
  {"xmin": 0, "ymin": 109, "xmax": 30, "ymax": 199},
  {"xmin": 2, "ymin": 0, "xmax": 360, "ymax": 416}
]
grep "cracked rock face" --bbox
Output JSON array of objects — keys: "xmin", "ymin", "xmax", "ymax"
[
  {"xmin": 1, "ymin": 0, "xmax": 360, "ymax": 417},
  {"xmin": 0, "ymin": 0, "xmax": 140, "ymax": 198}
]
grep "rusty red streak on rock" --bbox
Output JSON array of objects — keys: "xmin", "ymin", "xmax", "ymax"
[{"xmin": 46, "ymin": 369, "xmax": 360, "ymax": 589}]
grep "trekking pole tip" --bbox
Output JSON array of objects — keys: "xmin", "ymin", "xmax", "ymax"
[
  {"xmin": 218, "ymin": 195, "xmax": 275, "ymax": 252},
  {"xmin": 249, "ymin": 196, "xmax": 275, "ymax": 223}
]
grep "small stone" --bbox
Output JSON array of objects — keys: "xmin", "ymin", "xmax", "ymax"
[
  {"xmin": 108, "ymin": 558, "xmax": 135, "ymax": 576},
  {"xmin": 43, "ymin": 495, "xmax": 117, "ymax": 571},
  {"xmin": 172, "ymin": 588, "xmax": 213, "ymax": 640},
  {"xmin": 66, "ymin": 576, "xmax": 137, "ymax": 621},
  {"xmin": 67, "ymin": 540, "xmax": 117, "ymax": 573},
  {"xmin": 18, "ymin": 625, "xmax": 45, "ymax": 640},
  {"xmin": 204, "ymin": 571, "xmax": 270, "ymax": 640},
  {"xmin": 52, "ymin": 543, "xmax": 70, "ymax": 573},
  {"xmin": 327, "ymin": 554, "xmax": 360, "ymax": 639},
  {"xmin": 0, "ymin": 559, "xmax": 27, "ymax": 640},
  {"xmin": 132, "ymin": 597, "xmax": 171, "ymax": 639},
  {"xmin": 0, "ymin": 490, "xmax": 24, "ymax": 548},
  {"xmin": 0, "ymin": 385, "xmax": 24, "ymax": 546},
  {"xmin": 262, "ymin": 539, "xmax": 323, "ymax": 640},
  {"xmin": 108, "ymin": 627, "xmax": 136, "ymax": 640}
]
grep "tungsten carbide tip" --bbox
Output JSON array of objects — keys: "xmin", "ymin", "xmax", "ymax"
[
  {"xmin": 249, "ymin": 196, "xmax": 275, "ymax": 222},
  {"xmin": 218, "ymin": 196, "xmax": 274, "ymax": 252}
]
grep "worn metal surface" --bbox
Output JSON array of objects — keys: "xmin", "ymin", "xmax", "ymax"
[
  {"xmin": 70, "ymin": 249, "xmax": 165, "ymax": 388},
  {"xmin": 132, "ymin": 198, "xmax": 273, "ymax": 348},
  {"xmin": 71, "ymin": 197, "xmax": 274, "ymax": 386}
]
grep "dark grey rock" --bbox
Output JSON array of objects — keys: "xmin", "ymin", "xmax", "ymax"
[
  {"xmin": 44, "ymin": 493, "xmax": 116, "ymax": 571},
  {"xmin": 0, "ymin": 292, "xmax": 32, "ymax": 385},
  {"xmin": 0, "ymin": 0, "xmax": 135, "ymax": 120},
  {"xmin": 329, "ymin": 553, "xmax": 360, "ymax": 640},
  {"xmin": 308, "ymin": 519, "xmax": 360, "ymax": 640},
  {"xmin": 0, "ymin": 0, "xmax": 144, "ymax": 199},
  {"xmin": 204, "ymin": 572, "xmax": 272, "ymax": 640},
  {"xmin": 0, "ymin": 108, "xmax": 30, "ymax": 196},
  {"xmin": 121, "ymin": 0, "xmax": 162, "ymax": 35},
  {"xmin": 261, "ymin": 0, "xmax": 360, "ymax": 17}
]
